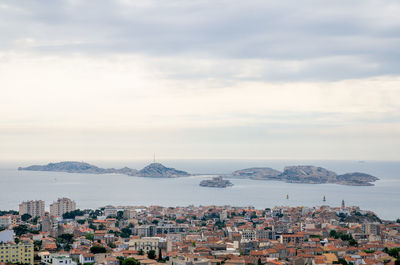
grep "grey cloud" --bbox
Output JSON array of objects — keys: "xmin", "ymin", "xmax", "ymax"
[{"xmin": 1, "ymin": 0, "xmax": 400, "ymax": 81}]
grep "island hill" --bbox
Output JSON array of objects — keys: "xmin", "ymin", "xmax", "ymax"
[
  {"xmin": 18, "ymin": 161, "xmax": 379, "ymax": 186},
  {"xmin": 200, "ymin": 176, "xmax": 233, "ymax": 188},
  {"xmin": 231, "ymin": 165, "xmax": 379, "ymax": 186},
  {"xmin": 18, "ymin": 161, "xmax": 190, "ymax": 178}
]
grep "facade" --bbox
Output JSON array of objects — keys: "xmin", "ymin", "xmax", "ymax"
[
  {"xmin": 19, "ymin": 200, "xmax": 45, "ymax": 217},
  {"xmin": 0, "ymin": 242, "xmax": 34, "ymax": 265},
  {"xmin": 50, "ymin": 198, "xmax": 76, "ymax": 217},
  {"xmin": 52, "ymin": 255, "xmax": 77, "ymax": 265},
  {"xmin": 0, "ymin": 216, "xmax": 12, "ymax": 229},
  {"xmin": 129, "ymin": 237, "xmax": 160, "ymax": 252},
  {"xmin": 79, "ymin": 253, "xmax": 95, "ymax": 264},
  {"xmin": 168, "ymin": 255, "xmax": 211, "ymax": 265},
  {"xmin": 104, "ymin": 205, "xmax": 118, "ymax": 217}
]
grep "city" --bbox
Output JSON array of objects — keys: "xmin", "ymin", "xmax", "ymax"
[{"xmin": 1, "ymin": 199, "xmax": 399, "ymax": 265}]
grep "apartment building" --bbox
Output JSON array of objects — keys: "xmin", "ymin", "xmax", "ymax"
[
  {"xmin": 50, "ymin": 198, "xmax": 76, "ymax": 217},
  {"xmin": 19, "ymin": 200, "xmax": 45, "ymax": 217},
  {"xmin": 0, "ymin": 242, "xmax": 34, "ymax": 265},
  {"xmin": 129, "ymin": 237, "xmax": 160, "ymax": 252}
]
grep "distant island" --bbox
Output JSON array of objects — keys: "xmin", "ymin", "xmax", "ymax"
[
  {"xmin": 231, "ymin": 165, "xmax": 379, "ymax": 186},
  {"xmin": 18, "ymin": 161, "xmax": 190, "ymax": 178},
  {"xmin": 18, "ymin": 162, "xmax": 378, "ymax": 186},
  {"xmin": 200, "ymin": 176, "xmax": 233, "ymax": 188}
]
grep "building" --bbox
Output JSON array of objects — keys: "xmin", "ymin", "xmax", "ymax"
[
  {"xmin": 19, "ymin": 200, "xmax": 45, "ymax": 217},
  {"xmin": 167, "ymin": 255, "xmax": 211, "ymax": 265},
  {"xmin": 129, "ymin": 237, "xmax": 160, "ymax": 252},
  {"xmin": 50, "ymin": 198, "xmax": 76, "ymax": 217},
  {"xmin": 0, "ymin": 216, "xmax": 12, "ymax": 229},
  {"xmin": 52, "ymin": 255, "xmax": 77, "ymax": 265},
  {"xmin": 41, "ymin": 213, "xmax": 59, "ymax": 237},
  {"xmin": 362, "ymin": 223, "xmax": 381, "ymax": 236},
  {"xmin": 104, "ymin": 205, "xmax": 117, "ymax": 217},
  {"xmin": 79, "ymin": 253, "xmax": 95, "ymax": 264},
  {"xmin": 0, "ymin": 242, "xmax": 34, "ymax": 265}
]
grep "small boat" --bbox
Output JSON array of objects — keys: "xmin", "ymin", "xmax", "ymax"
[
  {"xmin": 323, "ymin": 195, "xmax": 326, "ymax": 202},
  {"xmin": 286, "ymin": 194, "xmax": 289, "ymax": 200}
]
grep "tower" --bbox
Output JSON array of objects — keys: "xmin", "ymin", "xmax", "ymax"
[{"xmin": 341, "ymin": 200, "xmax": 345, "ymax": 209}]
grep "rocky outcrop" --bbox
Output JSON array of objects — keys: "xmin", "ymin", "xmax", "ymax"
[
  {"xmin": 230, "ymin": 165, "xmax": 379, "ymax": 186},
  {"xmin": 281, "ymin": 165, "xmax": 337, "ymax": 184},
  {"xmin": 136, "ymin": 163, "xmax": 190, "ymax": 178},
  {"xmin": 18, "ymin": 161, "xmax": 190, "ymax": 178},
  {"xmin": 232, "ymin": 167, "xmax": 282, "ymax": 180},
  {"xmin": 200, "ymin": 176, "xmax": 233, "ymax": 188},
  {"xmin": 18, "ymin": 161, "xmax": 138, "ymax": 175}
]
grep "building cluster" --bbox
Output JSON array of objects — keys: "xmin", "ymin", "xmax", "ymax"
[{"xmin": 1, "ymin": 200, "xmax": 400, "ymax": 265}]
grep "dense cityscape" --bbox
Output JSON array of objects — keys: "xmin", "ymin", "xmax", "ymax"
[{"xmin": 1, "ymin": 199, "xmax": 399, "ymax": 265}]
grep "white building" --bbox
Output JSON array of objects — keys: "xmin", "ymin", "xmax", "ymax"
[
  {"xmin": 19, "ymin": 200, "xmax": 45, "ymax": 217},
  {"xmin": 129, "ymin": 237, "xmax": 160, "ymax": 252},
  {"xmin": 104, "ymin": 205, "xmax": 117, "ymax": 217},
  {"xmin": 0, "ymin": 216, "xmax": 12, "ymax": 229},
  {"xmin": 52, "ymin": 255, "xmax": 77, "ymax": 265},
  {"xmin": 50, "ymin": 198, "xmax": 76, "ymax": 217}
]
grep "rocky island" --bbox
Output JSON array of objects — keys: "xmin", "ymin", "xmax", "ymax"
[
  {"xmin": 135, "ymin": 163, "xmax": 190, "ymax": 178},
  {"xmin": 18, "ymin": 161, "xmax": 189, "ymax": 178},
  {"xmin": 231, "ymin": 165, "xmax": 378, "ymax": 186},
  {"xmin": 200, "ymin": 176, "xmax": 233, "ymax": 188}
]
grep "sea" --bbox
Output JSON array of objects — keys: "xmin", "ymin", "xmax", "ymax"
[{"xmin": 0, "ymin": 159, "xmax": 399, "ymax": 220}]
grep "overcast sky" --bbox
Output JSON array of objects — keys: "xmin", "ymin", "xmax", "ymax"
[{"xmin": 1, "ymin": 0, "xmax": 400, "ymax": 161}]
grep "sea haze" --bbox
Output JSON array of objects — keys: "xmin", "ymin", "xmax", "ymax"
[{"xmin": 0, "ymin": 160, "xmax": 399, "ymax": 220}]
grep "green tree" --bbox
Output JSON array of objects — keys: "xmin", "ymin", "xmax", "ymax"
[
  {"xmin": 122, "ymin": 258, "xmax": 138, "ymax": 265},
  {"xmin": 21, "ymin": 214, "xmax": 32, "ymax": 222},
  {"xmin": 120, "ymin": 227, "xmax": 132, "ymax": 238},
  {"xmin": 147, "ymin": 250, "xmax": 156, "ymax": 259},
  {"xmin": 13, "ymin": 225, "xmax": 29, "ymax": 236},
  {"xmin": 85, "ymin": 233, "xmax": 94, "ymax": 241},
  {"xmin": 63, "ymin": 209, "xmax": 85, "ymax": 219},
  {"xmin": 333, "ymin": 258, "xmax": 348, "ymax": 265},
  {"xmin": 90, "ymin": 245, "xmax": 107, "ymax": 254},
  {"xmin": 386, "ymin": 248, "xmax": 400, "ymax": 258}
]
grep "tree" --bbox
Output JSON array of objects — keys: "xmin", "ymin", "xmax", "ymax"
[
  {"xmin": 63, "ymin": 209, "xmax": 85, "ymax": 219},
  {"xmin": 147, "ymin": 250, "xmax": 156, "ymax": 259},
  {"xmin": 258, "ymin": 258, "xmax": 262, "ymax": 265},
  {"xmin": 329, "ymin": 230, "xmax": 337, "ymax": 238},
  {"xmin": 333, "ymin": 259, "xmax": 348, "ymax": 265},
  {"xmin": 107, "ymin": 242, "xmax": 116, "ymax": 248},
  {"xmin": 120, "ymin": 227, "xmax": 132, "ymax": 238},
  {"xmin": 157, "ymin": 248, "xmax": 163, "ymax": 261},
  {"xmin": 21, "ymin": 214, "xmax": 32, "ymax": 222},
  {"xmin": 13, "ymin": 225, "xmax": 29, "ymax": 236},
  {"xmin": 85, "ymin": 233, "xmax": 94, "ymax": 241},
  {"xmin": 386, "ymin": 248, "xmax": 400, "ymax": 258},
  {"xmin": 90, "ymin": 245, "xmax": 107, "ymax": 254},
  {"xmin": 122, "ymin": 258, "xmax": 138, "ymax": 265},
  {"xmin": 138, "ymin": 249, "xmax": 144, "ymax": 255}
]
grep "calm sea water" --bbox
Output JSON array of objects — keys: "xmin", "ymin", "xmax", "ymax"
[{"xmin": 0, "ymin": 160, "xmax": 399, "ymax": 220}]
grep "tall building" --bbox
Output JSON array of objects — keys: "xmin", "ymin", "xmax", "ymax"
[
  {"xmin": 0, "ymin": 242, "xmax": 34, "ymax": 264},
  {"xmin": 104, "ymin": 205, "xmax": 117, "ymax": 217},
  {"xmin": 19, "ymin": 200, "xmax": 45, "ymax": 217},
  {"xmin": 50, "ymin": 198, "xmax": 76, "ymax": 217}
]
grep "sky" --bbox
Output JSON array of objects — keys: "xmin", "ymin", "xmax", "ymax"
[{"xmin": 1, "ymin": 0, "xmax": 400, "ymax": 161}]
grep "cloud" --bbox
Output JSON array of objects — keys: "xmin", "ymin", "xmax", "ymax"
[
  {"xmin": 1, "ymin": 0, "xmax": 400, "ymax": 81},
  {"xmin": 1, "ymin": 1, "xmax": 400, "ymax": 160}
]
